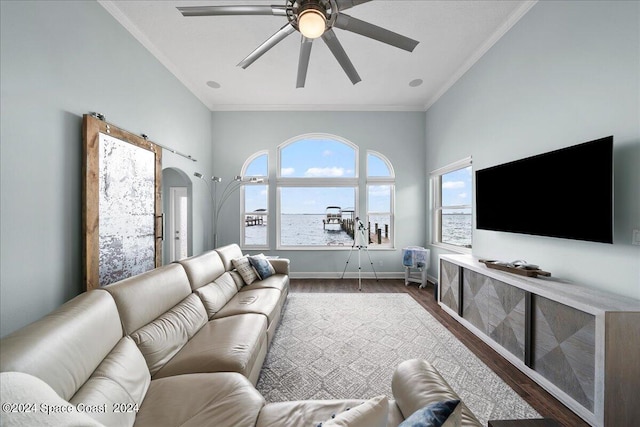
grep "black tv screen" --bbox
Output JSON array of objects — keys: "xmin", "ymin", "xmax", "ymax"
[{"xmin": 475, "ymin": 136, "xmax": 613, "ymax": 244}]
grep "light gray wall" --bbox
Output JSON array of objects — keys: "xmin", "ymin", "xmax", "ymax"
[
  {"xmin": 211, "ymin": 111, "xmax": 426, "ymax": 275},
  {"xmin": 0, "ymin": 0, "xmax": 213, "ymax": 337},
  {"xmin": 425, "ymin": 1, "xmax": 640, "ymax": 299}
]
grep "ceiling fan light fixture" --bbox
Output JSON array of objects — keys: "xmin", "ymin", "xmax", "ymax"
[{"xmin": 298, "ymin": 8, "xmax": 326, "ymax": 39}]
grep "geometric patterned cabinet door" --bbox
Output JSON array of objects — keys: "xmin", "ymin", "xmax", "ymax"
[
  {"xmin": 440, "ymin": 260, "xmax": 460, "ymax": 314},
  {"xmin": 439, "ymin": 253, "xmax": 640, "ymax": 427},
  {"xmin": 463, "ymin": 269, "xmax": 526, "ymax": 361},
  {"xmin": 532, "ymin": 295, "xmax": 595, "ymax": 411}
]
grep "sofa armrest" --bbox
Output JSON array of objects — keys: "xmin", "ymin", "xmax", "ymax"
[
  {"xmin": 269, "ymin": 258, "xmax": 290, "ymax": 275},
  {"xmin": 391, "ymin": 359, "xmax": 482, "ymax": 426}
]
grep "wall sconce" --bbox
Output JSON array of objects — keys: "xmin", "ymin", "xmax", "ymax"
[{"xmin": 194, "ymin": 172, "xmax": 264, "ymax": 247}]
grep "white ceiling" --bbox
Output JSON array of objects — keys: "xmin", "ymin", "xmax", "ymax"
[{"xmin": 99, "ymin": 0, "xmax": 536, "ymax": 111}]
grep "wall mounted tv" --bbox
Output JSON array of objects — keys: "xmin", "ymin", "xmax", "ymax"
[{"xmin": 475, "ymin": 136, "xmax": 613, "ymax": 244}]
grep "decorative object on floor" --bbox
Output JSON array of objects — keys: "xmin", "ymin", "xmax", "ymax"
[
  {"xmin": 341, "ymin": 217, "xmax": 378, "ymax": 290},
  {"xmin": 402, "ymin": 246, "xmax": 430, "ymax": 288},
  {"xmin": 479, "ymin": 259, "xmax": 551, "ymax": 278},
  {"xmin": 256, "ymin": 293, "xmax": 540, "ymax": 425}
]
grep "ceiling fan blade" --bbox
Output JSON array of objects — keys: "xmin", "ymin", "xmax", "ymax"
[
  {"xmin": 296, "ymin": 37, "xmax": 314, "ymax": 88},
  {"xmin": 336, "ymin": 0, "xmax": 372, "ymax": 12},
  {"xmin": 238, "ymin": 23, "xmax": 297, "ymax": 69},
  {"xmin": 177, "ymin": 5, "xmax": 287, "ymax": 17},
  {"xmin": 334, "ymin": 14, "xmax": 419, "ymax": 52},
  {"xmin": 321, "ymin": 29, "xmax": 361, "ymax": 85}
]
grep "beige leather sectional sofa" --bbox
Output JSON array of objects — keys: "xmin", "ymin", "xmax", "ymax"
[{"xmin": 0, "ymin": 244, "xmax": 482, "ymax": 427}]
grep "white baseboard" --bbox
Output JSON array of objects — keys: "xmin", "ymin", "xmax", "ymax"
[
  {"xmin": 289, "ymin": 272, "xmax": 438, "ymax": 285},
  {"xmin": 290, "ymin": 271, "xmax": 405, "ymax": 279}
]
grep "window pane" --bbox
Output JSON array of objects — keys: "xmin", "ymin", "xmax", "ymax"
[
  {"xmin": 368, "ymin": 184, "xmax": 391, "ymax": 213},
  {"xmin": 441, "ymin": 208, "xmax": 472, "ymax": 248},
  {"xmin": 244, "ymin": 213, "xmax": 267, "ymax": 246},
  {"xmin": 245, "ymin": 154, "xmax": 267, "ymax": 176},
  {"xmin": 367, "ymin": 153, "xmax": 391, "ymax": 177},
  {"xmin": 280, "ymin": 187, "xmax": 355, "ymax": 246},
  {"xmin": 280, "ymin": 139, "xmax": 356, "ymax": 178},
  {"xmin": 243, "ymin": 185, "xmax": 267, "ymax": 247},
  {"xmin": 245, "ymin": 185, "xmax": 267, "ymax": 212},
  {"xmin": 442, "ymin": 166, "xmax": 472, "ymax": 207},
  {"xmin": 366, "ymin": 214, "xmax": 391, "ymax": 246}
]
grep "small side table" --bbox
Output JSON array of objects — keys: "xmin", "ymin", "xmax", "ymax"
[
  {"xmin": 404, "ymin": 266, "xmax": 428, "ymax": 288},
  {"xmin": 488, "ymin": 419, "xmax": 560, "ymax": 427}
]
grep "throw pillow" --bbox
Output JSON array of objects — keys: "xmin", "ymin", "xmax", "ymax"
[
  {"xmin": 248, "ymin": 254, "xmax": 276, "ymax": 280},
  {"xmin": 318, "ymin": 395, "xmax": 388, "ymax": 427},
  {"xmin": 231, "ymin": 256, "xmax": 258, "ymax": 285},
  {"xmin": 399, "ymin": 399, "xmax": 461, "ymax": 427}
]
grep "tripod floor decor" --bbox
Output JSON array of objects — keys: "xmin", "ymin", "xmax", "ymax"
[{"xmin": 341, "ymin": 217, "xmax": 378, "ymax": 290}]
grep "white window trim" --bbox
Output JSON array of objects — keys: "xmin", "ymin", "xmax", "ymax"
[
  {"xmin": 276, "ymin": 133, "xmax": 360, "ymax": 250},
  {"xmin": 277, "ymin": 133, "xmax": 360, "ymax": 180},
  {"xmin": 240, "ymin": 151, "xmax": 269, "ymax": 249},
  {"xmin": 430, "ymin": 156, "xmax": 472, "ymax": 254}
]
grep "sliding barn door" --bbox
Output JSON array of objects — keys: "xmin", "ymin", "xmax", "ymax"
[{"xmin": 82, "ymin": 114, "xmax": 162, "ymax": 291}]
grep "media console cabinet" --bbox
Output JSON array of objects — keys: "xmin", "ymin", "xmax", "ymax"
[{"xmin": 438, "ymin": 254, "xmax": 640, "ymax": 427}]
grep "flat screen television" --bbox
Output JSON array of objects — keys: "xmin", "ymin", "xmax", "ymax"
[{"xmin": 475, "ymin": 136, "xmax": 613, "ymax": 244}]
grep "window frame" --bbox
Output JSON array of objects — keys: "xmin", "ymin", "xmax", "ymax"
[
  {"xmin": 366, "ymin": 151, "xmax": 395, "ymax": 248},
  {"xmin": 276, "ymin": 133, "xmax": 359, "ymax": 250},
  {"xmin": 430, "ymin": 156, "xmax": 473, "ymax": 254},
  {"xmin": 240, "ymin": 150, "xmax": 269, "ymax": 249}
]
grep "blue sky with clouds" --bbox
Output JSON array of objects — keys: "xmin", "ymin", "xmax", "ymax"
[
  {"xmin": 243, "ymin": 138, "xmax": 392, "ymax": 214},
  {"xmin": 442, "ymin": 166, "xmax": 472, "ymax": 208}
]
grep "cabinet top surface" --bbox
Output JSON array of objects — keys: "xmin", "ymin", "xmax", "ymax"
[{"xmin": 440, "ymin": 254, "xmax": 640, "ymax": 313}]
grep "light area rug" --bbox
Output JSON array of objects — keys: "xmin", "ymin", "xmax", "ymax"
[{"xmin": 256, "ymin": 293, "xmax": 540, "ymax": 425}]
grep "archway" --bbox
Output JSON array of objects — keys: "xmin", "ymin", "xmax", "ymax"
[{"xmin": 162, "ymin": 167, "xmax": 193, "ymax": 264}]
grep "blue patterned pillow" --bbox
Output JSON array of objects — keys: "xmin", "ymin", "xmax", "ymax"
[
  {"xmin": 399, "ymin": 400, "xmax": 460, "ymax": 427},
  {"xmin": 249, "ymin": 254, "xmax": 275, "ymax": 280}
]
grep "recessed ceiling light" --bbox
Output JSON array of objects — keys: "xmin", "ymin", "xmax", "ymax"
[
  {"xmin": 206, "ymin": 80, "xmax": 221, "ymax": 89},
  {"xmin": 409, "ymin": 79, "xmax": 423, "ymax": 87}
]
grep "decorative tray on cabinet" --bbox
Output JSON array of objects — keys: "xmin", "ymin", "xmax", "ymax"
[{"xmin": 479, "ymin": 259, "xmax": 551, "ymax": 278}]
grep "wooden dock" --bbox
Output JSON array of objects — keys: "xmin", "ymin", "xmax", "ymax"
[
  {"xmin": 340, "ymin": 219, "xmax": 389, "ymax": 244},
  {"xmin": 245, "ymin": 216, "xmax": 264, "ymax": 226}
]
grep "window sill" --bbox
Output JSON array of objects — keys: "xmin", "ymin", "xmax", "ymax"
[{"xmin": 430, "ymin": 242, "xmax": 472, "ymax": 255}]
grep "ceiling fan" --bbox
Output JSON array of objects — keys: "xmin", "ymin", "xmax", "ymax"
[{"xmin": 177, "ymin": 0, "xmax": 419, "ymax": 88}]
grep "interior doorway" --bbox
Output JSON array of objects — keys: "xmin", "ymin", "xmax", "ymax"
[
  {"xmin": 169, "ymin": 187, "xmax": 188, "ymax": 262},
  {"xmin": 162, "ymin": 167, "xmax": 193, "ymax": 265}
]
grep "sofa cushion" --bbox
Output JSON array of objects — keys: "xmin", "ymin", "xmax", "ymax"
[
  {"xmin": 194, "ymin": 272, "xmax": 239, "ymax": 319},
  {"xmin": 213, "ymin": 288, "xmax": 282, "ymax": 327},
  {"xmin": 240, "ymin": 273, "xmax": 289, "ymax": 294},
  {"xmin": 152, "ymin": 313, "xmax": 268, "ymax": 384},
  {"xmin": 0, "ymin": 372, "xmax": 104, "ymax": 427},
  {"xmin": 215, "ymin": 243, "xmax": 244, "ymax": 271},
  {"xmin": 249, "ymin": 254, "xmax": 276, "ymax": 280},
  {"xmin": 178, "ymin": 249, "xmax": 225, "ymax": 290},
  {"xmin": 103, "ymin": 263, "xmax": 192, "ymax": 335},
  {"xmin": 257, "ymin": 399, "xmax": 401, "ymax": 427},
  {"xmin": 323, "ymin": 395, "xmax": 388, "ymax": 427},
  {"xmin": 130, "ymin": 293, "xmax": 207, "ymax": 376},
  {"xmin": 392, "ymin": 359, "xmax": 481, "ymax": 426},
  {"xmin": 398, "ymin": 399, "xmax": 461, "ymax": 427},
  {"xmin": 0, "ymin": 290, "xmax": 122, "ymax": 401},
  {"xmin": 134, "ymin": 373, "xmax": 265, "ymax": 427},
  {"xmin": 68, "ymin": 336, "xmax": 149, "ymax": 427},
  {"xmin": 232, "ymin": 255, "xmax": 259, "ymax": 284}
]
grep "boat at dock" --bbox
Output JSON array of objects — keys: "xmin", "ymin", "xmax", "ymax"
[{"xmin": 323, "ymin": 206, "xmax": 342, "ymax": 228}]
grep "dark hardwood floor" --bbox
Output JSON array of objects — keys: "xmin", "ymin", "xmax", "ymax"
[{"xmin": 289, "ymin": 278, "xmax": 589, "ymax": 427}]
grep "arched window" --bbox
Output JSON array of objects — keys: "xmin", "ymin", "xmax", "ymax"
[
  {"xmin": 241, "ymin": 151, "xmax": 268, "ymax": 248},
  {"xmin": 366, "ymin": 151, "xmax": 395, "ymax": 248},
  {"xmin": 277, "ymin": 135, "xmax": 358, "ymax": 248},
  {"xmin": 239, "ymin": 136, "xmax": 396, "ymax": 250}
]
